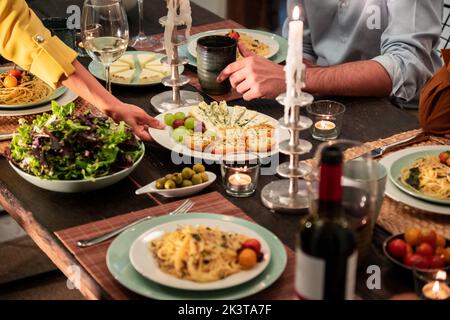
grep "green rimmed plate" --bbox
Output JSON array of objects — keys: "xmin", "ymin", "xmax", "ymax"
[
  {"xmin": 88, "ymin": 51, "xmax": 183, "ymax": 87},
  {"xmin": 0, "ymin": 67, "xmax": 67, "ymax": 110},
  {"xmin": 179, "ymin": 29, "xmax": 288, "ymax": 67},
  {"xmin": 107, "ymin": 213, "xmax": 287, "ymax": 300},
  {"xmin": 389, "ymin": 147, "xmax": 450, "ymax": 206}
]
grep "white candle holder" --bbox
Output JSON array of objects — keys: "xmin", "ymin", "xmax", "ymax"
[
  {"xmin": 261, "ymin": 91, "xmax": 314, "ymax": 212},
  {"xmin": 150, "ymin": 15, "xmax": 203, "ymax": 113}
]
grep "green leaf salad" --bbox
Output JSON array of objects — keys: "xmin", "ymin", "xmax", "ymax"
[{"xmin": 8, "ymin": 101, "xmax": 144, "ymax": 180}]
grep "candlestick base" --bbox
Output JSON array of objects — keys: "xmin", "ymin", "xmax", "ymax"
[
  {"xmin": 150, "ymin": 90, "xmax": 203, "ymax": 113},
  {"xmin": 261, "ymin": 179, "xmax": 310, "ymax": 213}
]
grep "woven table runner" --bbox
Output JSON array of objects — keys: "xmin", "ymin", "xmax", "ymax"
[
  {"xmin": 341, "ymin": 129, "xmax": 450, "ymax": 238},
  {"xmin": 137, "ymin": 19, "xmax": 247, "ymax": 102},
  {"xmin": 55, "ymin": 191, "xmax": 295, "ymax": 300}
]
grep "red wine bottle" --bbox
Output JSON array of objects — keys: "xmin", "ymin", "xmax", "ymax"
[{"xmin": 295, "ymin": 145, "xmax": 358, "ymax": 300}]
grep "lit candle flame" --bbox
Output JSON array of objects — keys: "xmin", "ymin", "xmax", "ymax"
[
  {"xmin": 293, "ymin": 6, "xmax": 300, "ymax": 21},
  {"xmin": 432, "ymin": 281, "xmax": 440, "ymax": 294},
  {"xmin": 235, "ymin": 174, "xmax": 241, "ymax": 182}
]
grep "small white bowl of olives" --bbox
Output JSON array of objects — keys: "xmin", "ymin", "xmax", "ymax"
[{"xmin": 135, "ymin": 164, "xmax": 216, "ymax": 198}]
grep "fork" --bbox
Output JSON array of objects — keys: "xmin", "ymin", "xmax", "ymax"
[{"xmin": 76, "ymin": 199, "xmax": 194, "ymax": 248}]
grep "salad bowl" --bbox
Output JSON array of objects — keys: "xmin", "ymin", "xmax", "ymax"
[{"xmin": 9, "ymin": 145, "xmax": 145, "ymax": 193}]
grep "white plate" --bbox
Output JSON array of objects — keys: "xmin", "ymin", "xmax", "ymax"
[
  {"xmin": 129, "ymin": 218, "xmax": 271, "ymax": 291},
  {"xmin": 187, "ymin": 29, "xmax": 280, "ymax": 59},
  {"xmin": 148, "ymin": 106, "xmax": 289, "ymax": 162},
  {"xmin": 379, "ymin": 146, "xmax": 450, "ymax": 215},
  {"xmin": 0, "ymin": 89, "xmax": 78, "ymax": 117},
  {"xmin": 135, "ymin": 171, "xmax": 216, "ymax": 197}
]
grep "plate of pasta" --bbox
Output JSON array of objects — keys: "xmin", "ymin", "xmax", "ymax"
[
  {"xmin": 0, "ymin": 67, "xmax": 66, "ymax": 109},
  {"xmin": 107, "ymin": 213, "xmax": 287, "ymax": 299},
  {"xmin": 129, "ymin": 219, "xmax": 271, "ymax": 290},
  {"xmin": 389, "ymin": 148, "xmax": 450, "ymax": 205}
]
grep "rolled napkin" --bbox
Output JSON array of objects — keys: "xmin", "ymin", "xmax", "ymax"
[{"xmin": 419, "ymin": 49, "xmax": 450, "ymax": 135}]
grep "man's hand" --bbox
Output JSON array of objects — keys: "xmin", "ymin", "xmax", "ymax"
[
  {"xmin": 109, "ymin": 103, "xmax": 165, "ymax": 141},
  {"xmin": 217, "ymin": 41, "xmax": 286, "ymax": 100}
]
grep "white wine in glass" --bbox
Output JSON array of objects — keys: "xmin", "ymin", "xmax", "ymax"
[{"xmin": 82, "ymin": 0, "xmax": 129, "ymax": 92}]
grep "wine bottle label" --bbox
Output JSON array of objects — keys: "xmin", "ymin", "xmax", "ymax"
[
  {"xmin": 295, "ymin": 248, "xmax": 325, "ymax": 300},
  {"xmin": 295, "ymin": 248, "xmax": 358, "ymax": 300}
]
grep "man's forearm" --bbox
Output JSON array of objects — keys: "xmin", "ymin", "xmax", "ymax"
[
  {"xmin": 61, "ymin": 60, "xmax": 121, "ymax": 115},
  {"xmin": 305, "ymin": 60, "xmax": 392, "ymax": 97}
]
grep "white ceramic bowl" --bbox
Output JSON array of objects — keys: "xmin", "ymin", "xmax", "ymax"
[
  {"xmin": 9, "ymin": 145, "xmax": 145, "ymax": 193},
  {"xmin": 135, "ymin": 171, "xmax": 216, "ymax": 198}
]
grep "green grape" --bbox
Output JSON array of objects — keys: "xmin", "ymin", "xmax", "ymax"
[
  {"xmin": 184, "ymin": 117, "xmax": 196, "ymax": 130},
  {"xmin": 174, "ymin": 112, "xmax": 185, "ymax": 120},
  {"xmin": 171, "ymin": 127, "xmax": 189, "ymax": 143},
  {"xmin": 164, "ymin": 113, "xmax": 175, "ymax": 126}
]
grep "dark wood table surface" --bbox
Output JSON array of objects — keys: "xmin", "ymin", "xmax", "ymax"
[{"xmin": 0, "ymin": 1, "xmax": 421, "ymax": 300}]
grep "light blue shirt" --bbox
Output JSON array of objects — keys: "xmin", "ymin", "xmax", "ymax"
[{"xmin": 284, "ymin": 0, "xmax": 443, "ymax": 105}]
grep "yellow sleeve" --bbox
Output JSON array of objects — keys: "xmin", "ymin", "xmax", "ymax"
[{"xmin": 0, "ymin": 0, "xmax": 78, "ymax": 88}]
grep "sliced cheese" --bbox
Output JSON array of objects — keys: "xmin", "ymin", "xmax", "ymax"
[
  {"xmin": 117, "ymin": 55, "xmax": 136, "ymax": 67},
  {"xmin": 137, "ymin": 69, "xmax": 162, "ymax": 82},
  {"xmin": 111, "ymin": 69, "xmax": 135, "ymax": 83},
  {"xmin": 110, "ymin": 65, "xmax": 130, "ymax": 76},
  {"xmin": 137, "ymin": 53, "xmax": 158, "ymax": 68},
  {"xmin": 144, "ymin": 64, "xmax": 170, "ymax": 75}
]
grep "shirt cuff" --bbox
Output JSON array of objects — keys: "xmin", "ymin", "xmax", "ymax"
[
  {"xmin": 371, "ymin": 54, "xmax": 414, "ymax": 103},
  {"xmin": 29, "ymin": 33, "xmax": 78, "ymax": 89}
]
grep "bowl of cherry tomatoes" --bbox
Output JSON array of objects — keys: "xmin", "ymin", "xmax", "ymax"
[{"xmin": 383, "ymin": 228, "xmax": 450, "ymax": 271}]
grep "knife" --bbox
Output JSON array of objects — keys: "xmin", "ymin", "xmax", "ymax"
[{"xmin": 370, "ymin": 132, "xmax": 427, "ymax": 159}]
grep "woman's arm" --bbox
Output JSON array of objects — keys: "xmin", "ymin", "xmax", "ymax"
[{"xmin": 61, "ymin": 61, "xmax": 164, "ymax": 140}]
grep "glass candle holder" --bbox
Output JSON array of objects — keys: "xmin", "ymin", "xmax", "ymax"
[
  {"xmin": 413, "ymin": 269, "xmax": 450, "ymax": 300},
  {"xmin": 306, "ymin": 100, "xmax": 346, "ymax": 141},
  {"xmin": 221, "ymin": 153, "xmax": 260, "ymax": 197}
]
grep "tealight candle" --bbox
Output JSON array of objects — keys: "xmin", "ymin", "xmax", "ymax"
[
  {"xmin": 314, "ymin": 120, "xmax": 336, "ymax": 135},
  {"xmin": 228, "ymin": 172, "xmax": 252, "ymax": 191},
  {"xmin": 422, "ymin": 281, "xmax": 450, "ymax": 300}
]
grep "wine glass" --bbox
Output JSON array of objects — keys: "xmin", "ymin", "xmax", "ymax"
[
  {"xmin": 81, "ymin": 0, "xmax": 129, "ymax": 92},
  {"xmin": 307, "ymin": 140, "xmax": 382, "ymax": 263},
  {"xmin": 130, "ymin": 0, "xmax": 158, "ymax": 49}
]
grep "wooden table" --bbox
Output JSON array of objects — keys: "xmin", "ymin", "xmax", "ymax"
[{"xmin": 0, "ymin": 1, "xmax": 420, "ymax": 300}]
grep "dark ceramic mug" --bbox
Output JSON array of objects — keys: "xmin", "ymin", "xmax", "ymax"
[{"xmin": 197, "ymin": 35, "xmax": 237, "ymax": 95}]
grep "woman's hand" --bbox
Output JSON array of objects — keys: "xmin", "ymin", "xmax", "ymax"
[
  {"xmin": 217, "ymin": 41, "xmax": 286, "ymax": 100},
  {"xmin": 109, "ymin": 103, "xmax": 165, "ymax": 141}
]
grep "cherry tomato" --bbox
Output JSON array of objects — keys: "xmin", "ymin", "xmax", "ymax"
[
  {"xmin": 227, "ymin": 30, "xmax": 240, "ymax": 41},
  {"xmin": 416, "ymin": 243, "xmax": 434, "ymax": 257},
  {"xmin": 403, "ymin": 254, "xmax": 429, "ymax": 269},
  {"xmin": 387, "ymin": 239, "xmax": 407, "ymax": 259},
  {"xmin": 404, "ymin": 228, "xmax": 421, "ymax": 246},
  {"xmin": 418, "ymin": 229, "xmax": 437, "ymax": 246},
  {"xmin": 3, "ymin": 75, "xmax": 18, "ymax": 88},
  {"xmin": 242, "ymin": 238, "xmax": 261, "ymax": 253},
  {"xmin": 439, "ymin": 151, "xmax": 450, "ymax": 164},
  {"xmin": 238, "ymin": 248, "xmax": 257, "ymax": 269},
  {"xmin": 429, "ymin": 255, "xmax": 446, "ymax": 269},
  {"xmin": 435, "ymin": 246, "xmax": 445, "ymax": 257},
  {"xmin": 8, "ymin": 69, "xmax": 22, "ymax": 77},
  {"xmin": 436, "ymin": 234, "xmax": 446, "ymax": 248}
]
